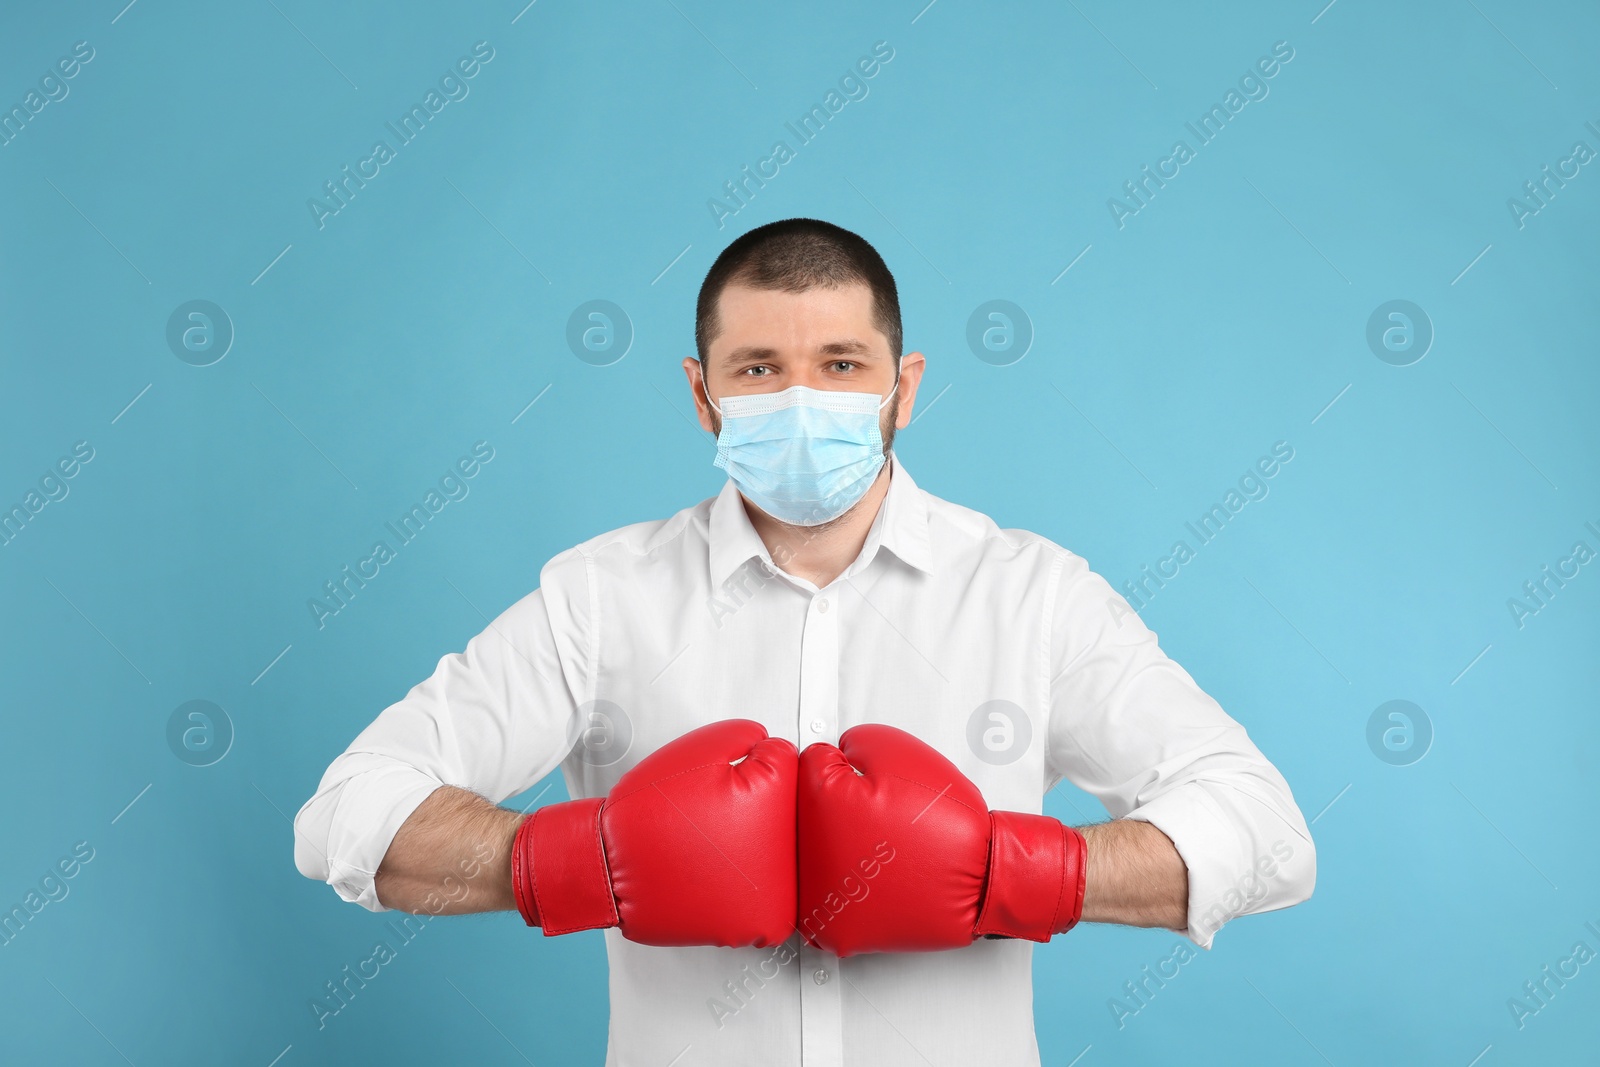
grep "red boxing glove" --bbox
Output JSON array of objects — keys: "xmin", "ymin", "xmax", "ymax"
[
  {"xmin": 798, "ymin": 723, "xmax": 1087, "ymax": 957},
  {"xmin": 512, "ymin": 719, "xmax": 798, "ymax": 948}
]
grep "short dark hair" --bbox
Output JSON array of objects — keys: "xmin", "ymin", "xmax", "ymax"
[{"xmin": 695, "ymin": 218, "xmax": 902, "ymax": 367}]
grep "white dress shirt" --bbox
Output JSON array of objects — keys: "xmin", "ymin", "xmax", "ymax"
[{"xmin": 294, "ymin": 451, "xmax": 1315, "ymax": 1066}]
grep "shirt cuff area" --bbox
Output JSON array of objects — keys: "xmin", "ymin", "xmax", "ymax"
[
  {"xmin": 309, "ymin": 768, "xmax": 448, "ymax": 913},
  {"xmin": 1123, "ymin": 783, "xmax": 1272, "ymax": 952}
]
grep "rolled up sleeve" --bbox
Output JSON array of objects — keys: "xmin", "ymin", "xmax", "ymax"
[
  {"xmin": 293, "ymin": 551, "xmax": 589, "ymax": 912},
  {"xmin": 1044, "ymin": 552, "xmax": 1315, "ymax": 949}
]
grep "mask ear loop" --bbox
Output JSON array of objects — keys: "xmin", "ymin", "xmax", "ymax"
[
  {"xmin": 702, "ymin": 376, "xmax": 725, "ymax": 420},
  {"xmin": 878, "ymin": 361, "xmax": 902, "ymax": 411}
]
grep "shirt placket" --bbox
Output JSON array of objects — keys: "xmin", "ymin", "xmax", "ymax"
[{"xmin": 798, "ymin": 587, "xmax": 842, "ymax": 1067}]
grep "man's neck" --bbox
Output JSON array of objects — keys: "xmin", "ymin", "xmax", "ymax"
[{"xmin": 744, "ymin": 460, "xmax": 893, "ymax": 590}]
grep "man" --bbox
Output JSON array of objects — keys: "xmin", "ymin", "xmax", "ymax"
[{"xmin": 294, "ymin": 217, "xmax": 1315, "ymax": 1065}]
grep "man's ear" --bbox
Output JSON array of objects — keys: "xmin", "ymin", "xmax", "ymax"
[
  {"xmin": 683, "ymin": 356, "xmax": 716, "ymax": 434},
  {"xmin": 894, "ymin": 352, "xmax": 928, "ymax": 429}
]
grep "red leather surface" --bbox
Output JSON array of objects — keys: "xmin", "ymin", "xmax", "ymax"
[
  {"xmin": 511, "ymin": 814, "xmax": 540, "ymax": 926},
  {"xmin": 517, "ymin": 719, "xmax": 1081, "ymax": 952},
  {"xmin": 974, "ymin": 810, "xmax": 1086, "ymax": 941},
  {"xmin": 535, "ymin": 718, "xmax": 799, "ymax": 947},
  {"xmin": 800, "ymin": 724, "xmax": 1085, "ymax": 956},
  {"xmin": 524, "ymin": 797, "xmax": 612, "ymax": 934},
  {"xmin": 1059, "ymin": 820, "xmax": 1088, "ymax": 935},
  {"xmin": 798, "ymin": 724, "xmax": 991, "ymax": 956}
]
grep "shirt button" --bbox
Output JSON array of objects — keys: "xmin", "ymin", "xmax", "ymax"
[
  {"xmin": 813, "ymin": 968, "xmax": 830, "ymax": 985},
  {"xmin": 810, "ymin": 719, "xmax": 825, "ymax": 734},
  {"xmin": 816, "ymin": 598, "xmax": 830, "ymax": 613}
]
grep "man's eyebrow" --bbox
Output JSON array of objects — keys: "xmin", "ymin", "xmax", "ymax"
[
  {"xmin": 723, "ymin": 346, "xmax": 777, "ymax": 368},
  {"xmin": 817, "ymin": 338, "xmax": 874, "ymax": 357},
  {"xmin": 722, "ymin": 339, "xmax": 876, "ymax": 367}
]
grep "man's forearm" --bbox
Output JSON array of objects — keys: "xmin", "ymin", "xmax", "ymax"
[
  {"xmin": 374, "ymin": 785, "xmax": 524, "ymax": 915},
  {"xmin": 1078, "ymin": 819, "xmax": 1188, "ymax": 931}
]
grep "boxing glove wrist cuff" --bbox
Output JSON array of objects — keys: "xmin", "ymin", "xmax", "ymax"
[
  {"xmin": 974, "ymin": 811, "xmax": 1088, "ymax": 942},
  {"xmin": 511, "ymin": 798, "xmax": 618, "ymax": 935},
  {"xmin": 510, "ymin": 815, "xmax": 541, "ymax": 927}
]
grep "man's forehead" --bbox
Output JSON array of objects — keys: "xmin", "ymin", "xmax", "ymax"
[{"xmin": 712, "ymin": 283, "xmax": 885, "ymax": 362}]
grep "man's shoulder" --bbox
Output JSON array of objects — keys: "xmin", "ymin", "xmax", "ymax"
[
  {"xmin": 921, "ymin": 490, "xmax": 1118, "ymax": 628},
  {"xmin": 537, "ymin": 493, "xmax": 715, "ymax": 585},
  {"xmin": 920, "ymin": 486, "xmax": 1086, "ymax": 572}
]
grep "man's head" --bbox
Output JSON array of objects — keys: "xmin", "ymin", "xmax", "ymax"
[{"xmin": 685, "ymin": 218, "xmax": 922, "ymax": 456}]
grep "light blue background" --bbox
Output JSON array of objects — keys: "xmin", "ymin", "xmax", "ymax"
[{"xmin": 3, "ymin": 1, "xmax": 1597, "ymax": 1064}]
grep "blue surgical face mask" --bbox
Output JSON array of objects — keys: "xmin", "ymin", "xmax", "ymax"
[{"xmin": 706, "ymin": 377, "xmax": 896, "ymax": 527}]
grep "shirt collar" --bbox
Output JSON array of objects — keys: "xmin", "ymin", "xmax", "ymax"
[{"xmin": 707, "ymin": 451, "xmax": 934, "ymax": 590}]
